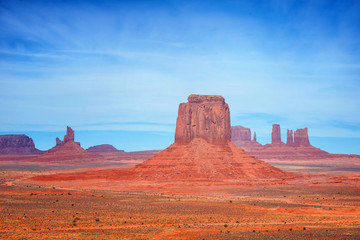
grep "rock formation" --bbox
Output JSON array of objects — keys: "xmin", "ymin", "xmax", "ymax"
[
  {"xmin": 40, "ymin": 126, "xmax": 96, "ymax": 162},
  {"xmin": 294, "ymin": 128, "xmax": 311, "ymax": 147},
  {"xmin": 135, "ymin": 94, "xmax": 292, "ymax": 182},
  {"xmin": 271, "ymin": 124, "xmax": 282, "ymax": 145},
  {"xmin": 56, "ymin": 137, "xmax": 63, "ymax": 147},
  {"xmin": 0, "ymin": 135, "xmax": 43, "ymax": 155},
  {"xmin": 286, "ymin": 129, "xmax": 294, "ymax": 146},
  {"xmin": 231, "ymin": 126, "xmax": 251, "ymax": 142},
  {"xmin": 232, "ymin": 124, "xmax": 333, "ymax": 161},
  {"xmin": 175, "ymin": 94, "xmax": 231, "ymax": 145},
  {"xmin": 63, "ymin": 126, "xmax": 75, "ymax": 143},
  {"xmin": 87, "ymin": 144, "xmax": 125, "ymax": 154}
]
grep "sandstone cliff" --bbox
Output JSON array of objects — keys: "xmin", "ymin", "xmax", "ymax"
[
  {"xmin": 271, "ymin": 124, "xmax": 282, "ymax": 145},
  {"xmin": 294, "ymin": 128, "xmax": 311, "ymax": 147},
  {"xmin": 231, "ymin": 126, "xmax": 251, "ymax": 142},
  {"xmin": 286, "ymin": 129, "xmax": 294, "ymax": 146},
  {"xmin": 135, "ymin": 94, "xmax": 293, "ymax": 182},
  {"xmin": 0, "ymin": 135, "xmax": 43, "ymax": 155},
  {"xmin": 175, "ymin": 94, "xmax": 231, "ymax": 145}
]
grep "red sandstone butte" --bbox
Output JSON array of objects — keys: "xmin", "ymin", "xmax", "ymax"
[
  {"xmin": 294, "ymin": 128, "xmax": 311, "ymax": 147},
  {"xmin": 175, "ymin": 94, "xmax": 231, "ymax": 145},
  {"xmin": 286, "ymin": 129, "xmax": 294, "ymax": 146},
  {"xmin": 231, "ymin": 126, "xmax": 251, "ymax": 142},
  {"xmin": 271, "ymin": 124, "xmax": 282, "ymax": 145},
  {"xmin": 0, "ymin": 134, "xmax": 43, "ymax": 155},
  {"xmin": 134, "ymin": 94, "xmax": 293, "ymax": 182},
  {"xmin": 39, "ymin": 126, "xmax": 97, "ymax": 162}
]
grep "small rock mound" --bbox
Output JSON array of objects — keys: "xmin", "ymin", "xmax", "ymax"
[{"xmin": 87, "ymin": 144, "xmax": 125, "ymax": 154}]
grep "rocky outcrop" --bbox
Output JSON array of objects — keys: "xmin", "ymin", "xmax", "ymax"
[
  {"xmin": 40, "ymin": 126, "xmax": 96, "ymax": 162},
  {"xmin": 231, "ymin": 126, "xmax": 251, "ymax": 142},
  {"xmin": 286, "ymin": 129, "xmax": 294, "ymax": 146},
  {"xmin": 63, "ymin": 126, "xmax": 75, "ymax": 143},
  {"xmin": 271, "ymin": 124, "xmax": 282, "ymax": 145},
  {"xmin": 87, "ymin": 144, "xmax": 125, "ymax": 154},
  {"xmin": 0, "ymin": 135, "xmax": 43, "ymax": 155},
  {"xmin": 56, "ymin": 137, "xmax": 63, "ymax": 147},
  {"xmin": 175, "ymin": 94, "xmax": 231, "ymax": 145},
  {"xmin": 253, "ymin": 131, "xmax": 257, "ymax": 142},
  {"xmin": 135, "ymin": 94, "xmax": 293, "ymax": 182},
  {"xmin": 294, "ymin": 128, "xmax": 310, "ymax": 147}
]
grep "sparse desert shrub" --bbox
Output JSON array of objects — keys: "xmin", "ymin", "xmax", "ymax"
[
  {"xmin": 224, "ymin": 224, "xmax": 227, "ymax": 228},
  {"xmin": 303, "ymin": 227, "xmax": 306, "ymax": 230}
]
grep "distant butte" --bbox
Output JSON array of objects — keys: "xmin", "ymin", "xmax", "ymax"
[
  {"xmin": 87, "ymin": 144, "xmax": 125, "ymax": 154},
  {"xmin": 231, "ymin": 124, "xmax": 358, "ymax": 161},
  {"xmin": 0, "ymin": 134, "xmax": 43, "ymax": 155},
  {"xmin": 39, "ymin": 126, "xmax": 97, "ymax": 162}
]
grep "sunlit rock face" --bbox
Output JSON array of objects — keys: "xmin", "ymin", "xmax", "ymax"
[{"xmin": 175, "ymin": 94, "xmax": 231, "ymax": 145}]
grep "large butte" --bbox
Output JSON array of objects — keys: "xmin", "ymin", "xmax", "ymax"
[{"xmin": 134, "ymin": 94, "xmax": 295, "ymax": 182}]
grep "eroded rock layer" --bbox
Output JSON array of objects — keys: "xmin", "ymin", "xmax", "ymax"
[
  {"xmin": 175, "ymin": 94, "xmax": 231, "ymax": 145},
  {"xmin": 0, "ymin": 135, "xmax": 43, "ymax": 155}
]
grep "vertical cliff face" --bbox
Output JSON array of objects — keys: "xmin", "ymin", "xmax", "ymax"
[
  {"xmin": 63, "ymin": 126, "xmax": 75, "ymax": 143},
  {"xmin": 271, "ymin": 124, "xmax": 282, "ymax": 144},
  {"xmin": 175, "ymin": 94, "xmax": 231, "ymax": 145},
  {"xmin": 231, "ymin": 126, "xmax": 251, "ymax": 142},
  {"xmin": 253, "ymin": 132, "xmax": 257, "ymax": 142},
  {"xmin": 0, "ymin": 135, "xmax": 43, "ymax": 155},
  {"xmin": 287, "ymin": 129, "xmax": 294, "ymax": 146},
  {"xmin": 294, "ymin": 128, "xmax": 310, "ymax": 147}
]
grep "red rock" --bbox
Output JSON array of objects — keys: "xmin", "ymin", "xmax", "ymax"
[
  {"xmin": 231, "ymin": 126, "xmax": 251, "ymax": 142},
  {"xmin": 63, "ymin": 126, "xmax": 75, "ymax": 143},
  {"xmin": 271, "ymin": 124, "xmax": 282, "ymax": 145},
  {"xmin": 286, "ymin": 129, "xmax": 294, "ymax": 146},
  {"xmin": 40, "ymin": 127, "xmax": 96, "ymax": 162},
  {"xmin": 56, "ymin": 137, "xmax": 63, "ymax": 147},
  {"xmin": 135, "ymin": 94, "xmax": 293, "ymax": 182},
  {"xmin": 87, "ymin": 144, "xmax": 125, "ymax": 154},
  {"xmin": 175, "ymin": 94, "xmax": 231, "ymax": 145},
  {"xmin": 253, "ymin": 131, "xmax": 257, "ymax": 142},
  {"xmin": 0, "ymin": 135, "xmax": 43, "ymax": 155},
  {"xmin": 294, "ymin": 128, "xmax": 310, "ymax": 147}
]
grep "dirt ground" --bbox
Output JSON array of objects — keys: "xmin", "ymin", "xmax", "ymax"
[
  {"xmin": 1, "ymin": 158, "xmax": 359, "ymax": 239},
  {"xmin": 0, "ymin": 181, "xmax": 359, "ymax": 239}
]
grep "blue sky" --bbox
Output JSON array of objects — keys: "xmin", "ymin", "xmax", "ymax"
[{"xmin": 1, "ymin": 0, "xmax": 360, "ymax": 153}]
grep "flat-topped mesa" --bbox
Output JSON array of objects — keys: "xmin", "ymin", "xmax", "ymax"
[
  {"xmin": 294, "ymin": 128, "xmax": 310, "ymax": 147},
  {"xmin": 231, "ymin": 126, "xmax": 251, "ymax": 142},
  {"xmin": 63, "ymin": 126, "xmax": 75, "ymax": 143},
  {"xmin": 0, "ymin": 134, "xmax": 43, "ymax": 155},
  {"xmin": 271, "ymin": 124, "xmax": 282, "ymax": 145},
  {"xmin": 287, "ymin": 129, "xmax": 294, "ymax": 146},
  {"xmin": 175, "ymin": 94, "xmax": 231, "ymax": 145}
]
